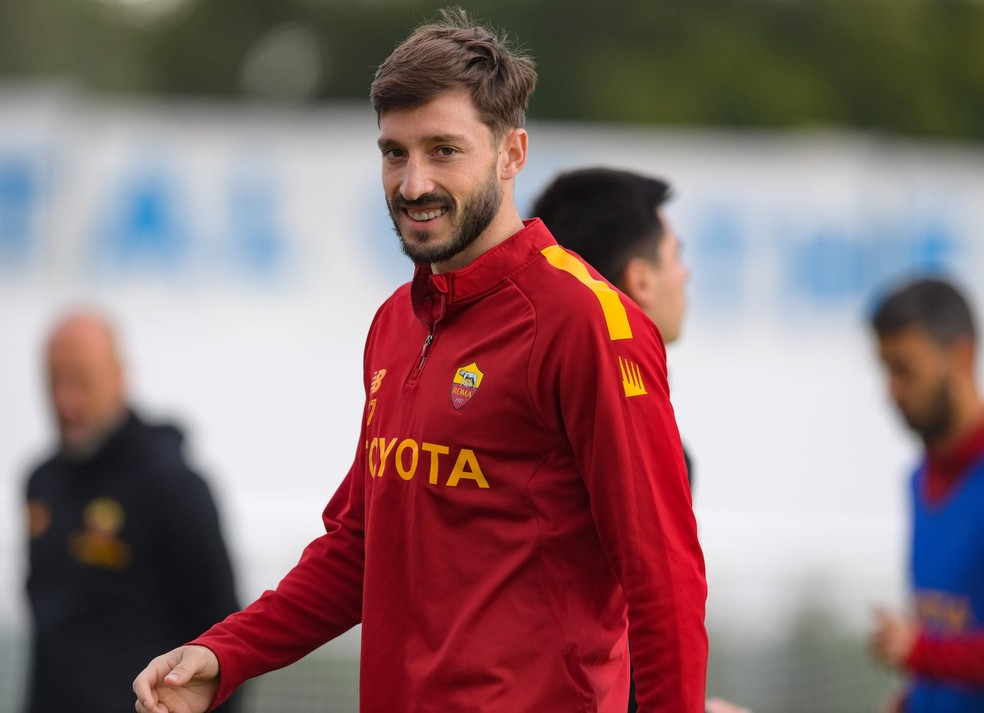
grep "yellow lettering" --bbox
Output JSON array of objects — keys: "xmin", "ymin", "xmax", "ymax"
[
  {"xmin": 421, "ymin": 442, "xmax": 450, "ymax": 484},
  {"xmin": 377, "ymin": 438, "xmax": 398, "ymax": 478},
  {"xmin": 395, "ymin": 439, "xmax": 419, "ymax": 481},
  {"xmin": 446, "ymin": 448, "xmax": 490, "ymax": 488},
  {"xmin": 368, "ymin": 438, "xmax": 379, "ymax": 477}
]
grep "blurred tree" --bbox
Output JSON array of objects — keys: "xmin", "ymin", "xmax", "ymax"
[{"xmin": 0, "ymin": 0, "xmax": 982, "ymax": 139}]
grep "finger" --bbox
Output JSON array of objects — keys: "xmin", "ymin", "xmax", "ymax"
[
  {"xmin": 134, "ymin": 697, "xmax": 168, "ymax": 713},
  {"xmin": 134, "ymin": 667, "xmax": 164, "ymax": 712}
]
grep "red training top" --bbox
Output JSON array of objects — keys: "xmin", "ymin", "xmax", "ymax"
[{"xmin": 192, "ymin": 219, "xmax": 708, "ymax": 712}]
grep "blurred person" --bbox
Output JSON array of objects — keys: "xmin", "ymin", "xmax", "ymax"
[
  {"xmin": 24, "ymin": 310, "xmax": 240, "ymax": 713},
  {"xmin": 134, "ymin": 8, "xmax": 707, "ymax": 713},
  {"xmin": 869, "ymin": 277, "xmax": 984, "ymax": 713},
  {"xmin": 534, "ymin": 167, "xmax": 749, "ymax": 713}
]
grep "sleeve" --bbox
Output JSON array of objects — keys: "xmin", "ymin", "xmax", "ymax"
[
  {"xmin": 187, "ymin": 305, "xmax": 385, "ymax": 709},
  {"xmin": 905, "ymin": 632, "xmax": 984, "ymax": 684},
  {"xmin": 533, "ymin": 287, "xmax": 708, "ymax": 712},
  {"xmin": 192, "ymin": 441, "xmax": 367, "ymax": 709}
]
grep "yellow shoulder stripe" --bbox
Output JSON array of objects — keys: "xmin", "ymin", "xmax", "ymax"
[{"xmin": 540, "ymin": 245, "xmax": 633, "ymax": 341}]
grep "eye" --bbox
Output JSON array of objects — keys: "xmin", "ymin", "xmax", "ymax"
[
  {"xmin": 435, "ymin": 146, "xmax": 457, "ymax": 158},
  {"xmin": 381, "ymin": 147, "xmax": 405, "ymax": 160}
]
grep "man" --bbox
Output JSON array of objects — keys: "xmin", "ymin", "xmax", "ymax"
[
  {"xmin": 534, "ymin": 168, "xmax": 749, "ymax": 713},
  {"xmin": 134, "ymin": 10, "xmax": 707, "ymax": 713},
  {"xmin": 869, "ymin": 277, "xmax": 984, "ymax": 712},
  {"xmin": 24, "ymin": 311, "xmax": 240, "ymax": 713},
  {"xmin": 532, "ymin": 169, "xmax": 689, "ymax": 480},
  {"xmin": 532, "ymin": 168, "xmax": 688, "ymax": 344}
]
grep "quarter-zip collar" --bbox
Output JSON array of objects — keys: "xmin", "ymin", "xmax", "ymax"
[{"xmin": 409, "ymin": 218, "xmax": 557, "ymax": 327}]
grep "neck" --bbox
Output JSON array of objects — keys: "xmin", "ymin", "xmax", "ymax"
[
  {"xmin": 61, "ymin": 406, "xmax": 129, "ymax": 462},
  {"xmin": 431, "ymin": 203, "xmax": 525, "ymax": 274},
  {"xmin": 930, "ymin": 386, "xmax": 984, "ymax": 452}
]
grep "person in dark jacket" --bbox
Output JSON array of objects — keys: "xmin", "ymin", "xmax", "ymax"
[{"xmin": 23, "ymin": 311, "xmax": 241, "ymax": 713}]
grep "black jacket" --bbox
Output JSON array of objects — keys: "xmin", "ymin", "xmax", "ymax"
[{"xmin": 24, "ymin": 411, "xmax": 240, "ymax": 713}]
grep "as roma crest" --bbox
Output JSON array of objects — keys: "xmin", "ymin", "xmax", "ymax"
[{"xmin": 451, "ymin": 362, "xmax": 484, "ymax": 410}]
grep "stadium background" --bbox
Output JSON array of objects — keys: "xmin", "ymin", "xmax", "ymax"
[{"xmin": 2, "ymin": 1, "xmax": 984, "ymax": 711}]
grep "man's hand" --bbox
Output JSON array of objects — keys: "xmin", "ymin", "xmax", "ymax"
[
  {"xmin": 133, "ymin": 645, "xmax": 220, "ymax": 713},
  {"xmin": 705, "ymin": 697, "xmax": 752, "ymax": 713},
  {"xmin": 877, "ymin": 688, "xmax": 906, "ymax": 713},
  {"xmin": 869, "ymin": 606, "xmax": 920, "ymax": 668}
]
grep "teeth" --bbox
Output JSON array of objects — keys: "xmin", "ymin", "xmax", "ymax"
[{"xmin": 409, "ymin": 208, "xmax": 448, "ymax": 221}]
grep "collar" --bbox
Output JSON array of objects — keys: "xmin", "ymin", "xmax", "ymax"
[
  {"xmin": 410, "ymin": 218, "xmax": 556, "ymax": 326},
  {"xmin": 927, "ymin": 415, "xmax": 984, "ymax": 480}
]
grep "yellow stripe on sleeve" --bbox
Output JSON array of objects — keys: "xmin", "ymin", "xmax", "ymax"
[{"xmin": 540, "ymin": 245, "xmax": 633, "ymax": 341}]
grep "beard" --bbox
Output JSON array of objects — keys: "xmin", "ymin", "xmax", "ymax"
[
  {"xmin": 387, "ymin": 164, "xmax": 502, "ymax": 265},
  {"xmin": 900, "ymin": 380, "xmax": 955, "ymax": 446}
]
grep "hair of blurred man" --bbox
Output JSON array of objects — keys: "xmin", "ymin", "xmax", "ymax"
[
  {"xmin": 46, "ymin": 310, "xmax": 129, "ymax": 459},
  {"xmin": 532, "ymin": 167, "xmax": 689, "ymax": 343}
]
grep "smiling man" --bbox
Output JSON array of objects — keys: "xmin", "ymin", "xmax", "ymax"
[{"xmin": 134, "ymin": 9, "xmax": 707, "ymax": 713}]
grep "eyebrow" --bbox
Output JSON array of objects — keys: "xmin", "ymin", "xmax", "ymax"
[{"xmin": 377, "ymin": 133, "xmax": 472, "ymax": 151}]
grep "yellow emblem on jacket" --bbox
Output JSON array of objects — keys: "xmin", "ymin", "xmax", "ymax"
[{"xmin": 451, "ymin": 362, "xmax": 484, "ymax": 410}]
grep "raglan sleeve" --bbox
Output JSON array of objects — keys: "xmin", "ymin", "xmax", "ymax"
[
  {"xmin": 533, "ymin": 279, "xmax": 708, "ymax": 712},
  {"xmin": 188, "ymin": 326, "xmax": 379, "ymax": 709}
]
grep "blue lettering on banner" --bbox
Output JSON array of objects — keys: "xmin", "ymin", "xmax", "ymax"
[
  {"xmin": 0, "ymin": 153, "xmax": 41, "ymax": 267},
  {"xmin": 227, "ymin": 164, "xmax": 283, "ymax": 277},
  {"xmin": 96, "ymin": 166, "xmax": 189, "ymax": 270},
  {"xmin": 688, "ymin": 199, "xmax": 964, "ymax": 316},
  {"xmin": 85, "ymin": 156, "xmax": 287, "ymax": 281},
  {"xmin": 691, "ymin": 203, "xmax": 746, "ymax": 309},
  {"xmin": 780, "ymin": 214, "xmax": 959, "ymax": 307}
]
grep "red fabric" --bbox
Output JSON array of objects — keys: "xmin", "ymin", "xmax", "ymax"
[
  {"xmin": 905, "ymin": 416, "xmax": 984, "ymax": 683},
  {"xmin": 906, "ymin": 633, "xmax": 984, "ymax": 684},
  {"xmin": 923, "ymin": 417, "xmax": 984, "ymax": 505},
  {"xmin": 194, "ymin": 219, "xmax": 708, "ymax": 712}
]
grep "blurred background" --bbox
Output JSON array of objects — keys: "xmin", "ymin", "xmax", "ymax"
[{"xmin": 3, "ymin": 0, "xmax": 984, "ymax": 711}]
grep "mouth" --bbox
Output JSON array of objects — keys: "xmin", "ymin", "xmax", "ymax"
[{"xmin": 404, "ymin": 206, "xmax": 449, "ymax": 224}]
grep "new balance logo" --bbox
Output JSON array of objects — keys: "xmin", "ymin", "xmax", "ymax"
[{"xmin": 619, "ymin": 357, "xmax": 647, "ymax": 398}]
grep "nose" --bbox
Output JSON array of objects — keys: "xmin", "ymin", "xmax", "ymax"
[
  {"xmin": 399, "ymin": 156, "xmax": 434, "ymax": 202},
  {"xmin": 52, "ymin": 383, "xmax": 81, "ymax": 421}
]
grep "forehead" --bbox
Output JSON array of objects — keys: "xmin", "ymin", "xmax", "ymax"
[
  {"xmin": 48, "ymin": 323, "xmax": 116, "ymax": 368},
  {"xmin": 877, "ymin": 326, "xmax": 946, "ymax": 360},
  {"xmin": 377, "ymin": 89, "xmax": 489, "ymax": 144}
]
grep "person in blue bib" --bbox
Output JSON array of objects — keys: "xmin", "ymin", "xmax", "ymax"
[{"xmin": 869, "ymin": 277, "xmax": 984, "ymax": 713}]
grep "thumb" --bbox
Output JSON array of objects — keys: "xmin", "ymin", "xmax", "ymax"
[
  {"xmin": 164, "ymin": 654, "xmax": 199, "ymax": 686},
  {"xmin": 165, "ymin": 665, "xmax": 191, "ymax": 685}
]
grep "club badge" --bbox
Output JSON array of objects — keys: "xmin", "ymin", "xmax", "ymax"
[{"xmin": 451, "ymin": 362, "xmax": 484, "ymax": 410}]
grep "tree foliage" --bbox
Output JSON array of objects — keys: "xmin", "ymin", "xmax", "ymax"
[{"xmin": 2, "ymin": 0, "xmax": 984, "ymax": 140}]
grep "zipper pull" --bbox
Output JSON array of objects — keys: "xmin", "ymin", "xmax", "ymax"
[{"xmin": 417, "ymin": 333, "xmax": 434, "ymax": 370}]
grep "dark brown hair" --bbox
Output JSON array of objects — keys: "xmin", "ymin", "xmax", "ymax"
[
  {"xmin": 533, "ymin": 168, "xmax": 673, "ymax": 287},
  {"xmin": 871, "ymin": 277, "xmax": 977, "ymax": 346},
  {"xmin": 370, "ymin": 7, "xmax": 537, "ymax": 141}
]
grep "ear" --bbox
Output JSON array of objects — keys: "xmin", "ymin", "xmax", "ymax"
[
  {"xmin": 621, "ymin": 256, "xmax": 657, "ymax": 308},
  {"xmin": 952, "ymin": 336, "xmax": 976, "ymax": 373},
  {"xmin": 498, "ymin": 128, "xmax": 527, "ymax": 180}
]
